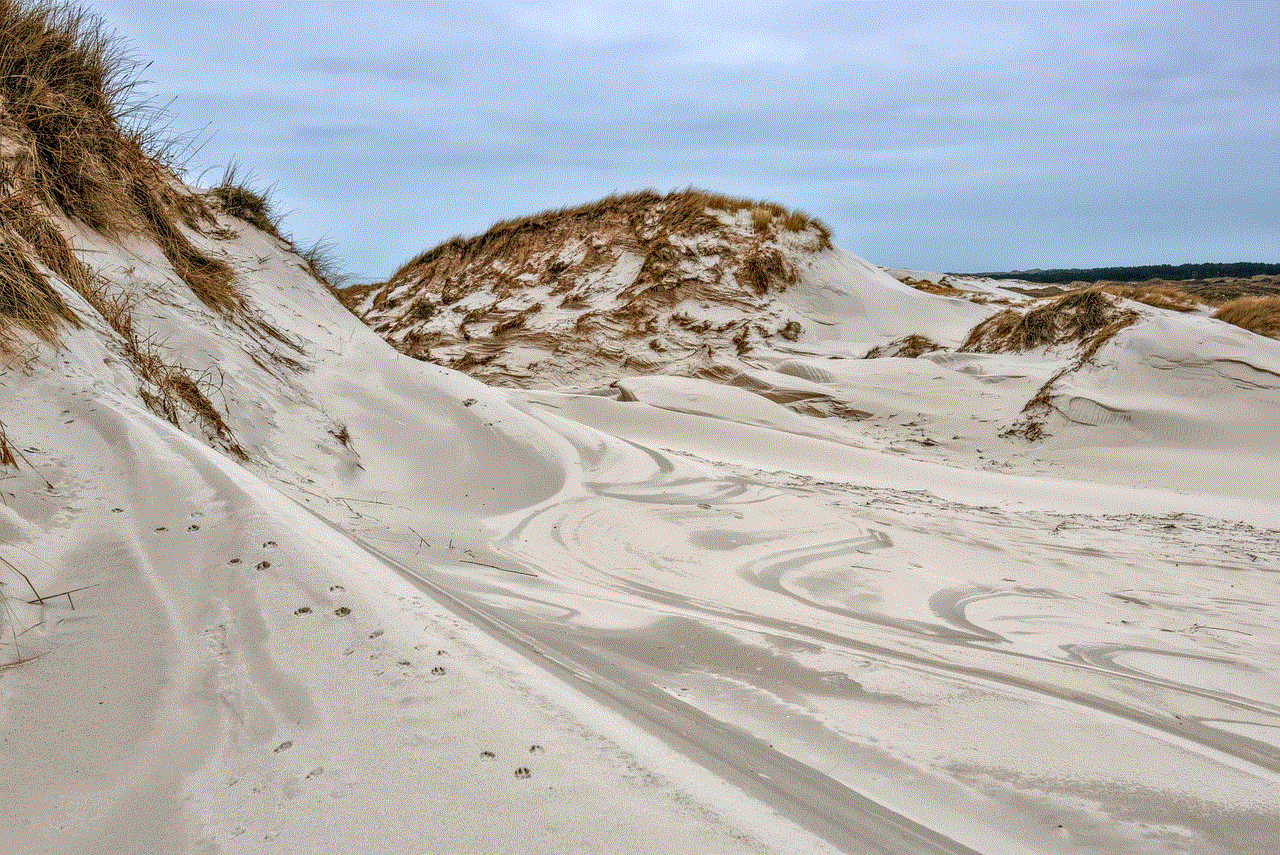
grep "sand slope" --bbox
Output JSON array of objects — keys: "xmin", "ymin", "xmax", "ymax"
[{"xmin": 1, "ymin": 196, "xmax": 1278, "ymax": 855}]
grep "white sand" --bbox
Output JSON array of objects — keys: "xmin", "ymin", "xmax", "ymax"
[{"xmin": 1, "ymin": 207, "xmax": 1278, "ymax": 854}]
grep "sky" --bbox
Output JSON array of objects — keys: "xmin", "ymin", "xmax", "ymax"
[{"xmin": 93, "ymin": 1, "xmax": 1279, "ymax": 281}]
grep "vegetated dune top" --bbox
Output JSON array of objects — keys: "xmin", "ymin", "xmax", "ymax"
[{"xmin": 340, "ymin": 189, "xmax": 850, "ymax": 389}]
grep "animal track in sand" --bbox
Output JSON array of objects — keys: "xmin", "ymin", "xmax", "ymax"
[
  {"xmin": 529, "ymin": 745, "xmax": 544, "ymax": 754},
  {"xmin": 187, "ymin": 524, "xmax": 199, "ymax": 531},
  {"xmin": 154, "ymin": 526, "xmax": 167, "ymax": 532},
  {"xmin": 368, "ymin": 629, "xmax": 384, "ymax": 639},
  {"xmin": 329, "ymin": 585, "xmax": 345, "ymax": 593},
  {"xmin": 294, "ymin": 606, "xmax": 312, "ymax": 615},
  {"xmin": 273, "ymin": 740, "xmax": 293, "ymax": 753},
  {"xmin": 256, "ymin": 561, "xmax": 270, "ymax": 570},
  {"xmin": 334, "ymin": 607, "xmax": 351, "ymax": 617},
  {"xmin": 305, "ymin": 767, "xmax": 324, "ymax": 780},
  {"xmin": 431, "ymin": 666, "xmax": 446, "ymax": 676},
  {"xmin": 514, "ymin": 767, "xmax": 531, "ymax": 779},
  {"xmin": 263, "ymin": 541, "xmax": 277, "ymax": 548},
  {"xmin": 228, "ymin": 558, "xmax": 241, "ymax": 565},
  {"xmin": 111, "ymin": 508, "xmax": 122, "ymax": 513}
]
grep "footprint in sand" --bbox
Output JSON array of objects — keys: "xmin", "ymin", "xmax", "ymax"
[
  {"xmin": 514, "ymin": 767, "xmax": 531, "ymax": 779},
  {"xmin": 334, "ymin": 607, "xmax": 351, "ymax": 617},
  {"xmin": 294, "ymin": 607, "xmax": 312, "ymax": 615}
]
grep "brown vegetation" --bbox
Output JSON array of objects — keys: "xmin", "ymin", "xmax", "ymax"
[
  {"xmin": 959, "ymin": 289, "xmax": 1141, "ymax": 442},
  {"xmin": 207, "ymin": 165, "xmax": 285, "ymax": 240},
  {"xmin": 864, "ymin": 334, "xmax": 941, "ymax": 359},
  {"xmin": 0, "ymin": 0, "xmax": 242, "ymax": 327},
  {"xmin": 1212, "ymin": 295, "xmax": 1280, "ymax": 340},
  {"xmin": 345, "ymin": 188, "xmax": 831, "ymax": 385},
  {"xmin": 382, "ymin": 188, "xmax": 830, "ymax": 303},
  {"xmin": 1008, "ymin": 274, "xmax": 1280, "ymax": 306},
  {"xmin": 0, "ymin": 0, "xmax": 252, "ymax": 455},
  {"xmin": 1099, "ymin": 283, "xmax": 1202, "ymax": 313},
  {"xmin": 961, "ymin": 289, "xmax": 1138, "ymax": 354}
]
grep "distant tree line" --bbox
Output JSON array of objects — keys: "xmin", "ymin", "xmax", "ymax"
[{"xmin": 980, "ymin": 262, "xmax": 1280, "ymax": 284}]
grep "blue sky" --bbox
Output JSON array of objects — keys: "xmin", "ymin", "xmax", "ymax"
[{"xmin": 95, "ymin": 1, "xmax": 1279, "ymax": 280}]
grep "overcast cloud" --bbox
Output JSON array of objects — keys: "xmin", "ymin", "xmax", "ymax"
[{"xmin": 94, "ymin": 1, "xmax": 1280, "ymax": 280}]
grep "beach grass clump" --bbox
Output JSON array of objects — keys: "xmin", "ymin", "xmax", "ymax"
[
  {"xmin": 0, "ymin": 0, "xmax": 240, "ymax": 339},
  {"xmin": 962, "ymin": 288, "xmax": 1138, "ymax": 354},
  {"xmin": 1100, "ymin": 283, "xmax": 1202, "ymax": 313},
  {"xmin": 0, "ymin": 1, "xmax": 258, "ymax": 452},
  {"xmin": 206, "ymin": 164, "xmax": 286, "ymax": 241},
  {"xmin": 1211, "ymin": 295, "xmax": 1280, "ymax": 340},
  {"xmin": 390, "ymin": 188, "xmax": 831, "ymax": 300}
]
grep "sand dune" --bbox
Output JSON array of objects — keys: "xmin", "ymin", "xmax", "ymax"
[{"xmin": 2, "ymin": 15, "xmax": 1278, "ymax": 851}]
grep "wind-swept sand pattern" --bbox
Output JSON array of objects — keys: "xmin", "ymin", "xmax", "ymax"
[{"xmin": 2, "ymin": 51, "xmax": 1278, "ymax": 851}]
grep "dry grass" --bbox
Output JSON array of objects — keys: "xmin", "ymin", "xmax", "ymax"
[
  {"xmin": 351, "ymin": 188, "xmax": 833, "ymax": 380},
  {"xmin": 394, "ymin": 188, "xmax": 831, "ymax": 290},
  {"xmin": 0, "ymin": 0, "xmax": 240, "ymax": 335},
  {"xmin": 865, "ymin": 334, "xmax": 942, "ymax": 359},
  {"xmin": 95, "ymin": 286, "xmax": 246, "ymax": 457},
  {"xmin": 0, "ymin": 419, "xmax": 16, "ymax": 466},
  {"xmin": 962, "ymin": 288, "xmax": 1138, "ymax": 354},
  {"xmin": 206, "ymin": 165, "xmax": 285, "ymax": 240},
  {"xmin": 1100, "ymin": 283, "xmax": 1202, "ymax": 313},
  {"xmin": 968, "ymin": 290, "xmax": 1142, "ymax": 442},
  {"xmin": 0, "ymin": 1, "xmax": 256, "ymax": 454},
  {"xmin": 739, "ymin": 248, "xmax": 796, "ymax": 295},
  {"xmin": 1211, "ymin": 295, "xmax": 1280, "ymax": 340},
  {"xmin": 902, "ymin": 278, "xmax": 967, "ymax": 297},
  {"xmin": 298, "ymin": 239, "xmax": 346, "ymax": 288}
]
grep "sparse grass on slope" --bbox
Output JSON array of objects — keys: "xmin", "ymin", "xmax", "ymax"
[
  {"xmin": 1212, "ymin": 296, "xmax": 1280, "ymax": 340},
  {"xmin": 206, "ymin": 164, "xmax": 286, "ymax": 241},
  {"xmin": 961, "ymin": 289, "xmax": 1138, "ymax": 354},
  {"xmin": 0, "ymin": 0, "xmax": 257, "ymax": 457},
  {"xmin": 1100, "ymin": 284, "xmax": 1202, "ymax": 313},
  {"xmin": 958, "ymin": 289, "xmax": 1141, "ymax": 442},
  {"xmin": 374, "ymin": 188, "xmax": 832, "ymax": 308},
  {"xmin": 0, "ymin": 0, "xmax": 243, "ymax": 324},
  {"xmin": 339, "ymin": 189, "xmax": 834, "ymax": 387}
]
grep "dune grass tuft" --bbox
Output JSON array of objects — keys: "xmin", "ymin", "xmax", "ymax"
[
  {"xmin": 1100, "ymin": 283, "xmax": 1202, "ymax": 313},
  {"xmin": 0, "ymin": 1, "xmax": 266, "ymax": 453},
  {"xmin": 345, "ymin": 188, "xmax": 833, "ymax": 385},
  {"xmin": 0, "ymin": 0, "xmax": 240, "ymax": 335},
  {"xmin": 206, "ymin": 165, "xmax": 286, "ymax": 240},
  {"xmin": 962, "ymin": 288, "xmax": 1138, "ymax": 354},
  {"xmin": 1211, "ymin": 295, "xmax": 1280, "ymax": 340},
  {"xmin": 393, "ymin": 188, "xmax": 832, "ymax": 289}
]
